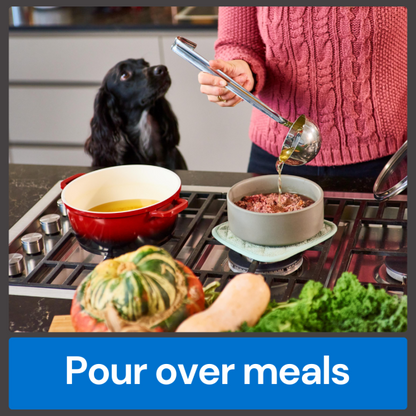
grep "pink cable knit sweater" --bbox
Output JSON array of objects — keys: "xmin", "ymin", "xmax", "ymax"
[{"xmin": 215, "ymin": 6, "xmax": 407, "ymax": 166}]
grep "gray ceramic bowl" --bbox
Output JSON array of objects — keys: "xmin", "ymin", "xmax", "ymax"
[{"xmin": 227, "ymin": 175, "xmax": 324, "ymax": 246}]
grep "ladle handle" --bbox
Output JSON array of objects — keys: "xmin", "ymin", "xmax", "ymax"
[{"xmin": 171, "ymin": 36, "xmax": 292, "ymax": 128}]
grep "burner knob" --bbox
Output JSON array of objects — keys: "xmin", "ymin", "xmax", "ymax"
[
  {"xmin": 57, "ymin": 199, "xmax": 68, "ymax": 216},
  {"xmin": 21, "ymin": 232, "xmax": 44, "ymax": 255},
  {"xmin": 40, "ymin": 213, "xmax": 62, "ymax": 235},
  {"xmin": 9, "ymin": 253, "xmax": 24, "ymax": 276}
]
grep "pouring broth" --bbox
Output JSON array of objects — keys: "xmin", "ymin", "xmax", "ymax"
[
  {"xmin": 89, "ymin": 199, "xmax": 159, "ymax": 213},
  {"xmin": 276, "ymin": 147, "xmax": 294, "ymax": 197}
]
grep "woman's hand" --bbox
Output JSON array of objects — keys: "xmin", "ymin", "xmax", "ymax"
[{"xmin": 198, "ymin": 59, "xmax": 255, "ymax": 107}]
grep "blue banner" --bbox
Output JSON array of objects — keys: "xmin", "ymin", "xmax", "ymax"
[{"xmin": 9, "ymin": 337, "xmax": 407, "ymax": 410}]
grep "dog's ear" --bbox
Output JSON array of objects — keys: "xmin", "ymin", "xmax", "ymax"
[
  {"xmin": 148, "ymin": 98, "xmax": 187, "ymax": 170},
  {"xmin": 85, "ymin": 85, "xmax": 127, "ymax": 167},
  {"xmin": 153, "ymin": 98, "xmax": 180, "ymax": 147}
]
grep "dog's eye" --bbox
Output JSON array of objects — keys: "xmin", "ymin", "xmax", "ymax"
[{"xmin": 120, "ymin": 71, "xmax": 132, "ymax": 81}]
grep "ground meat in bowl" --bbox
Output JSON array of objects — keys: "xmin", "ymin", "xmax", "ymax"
[{"xmin": 235, "ymin": 192, "xmax": 315, "ymax": 213}]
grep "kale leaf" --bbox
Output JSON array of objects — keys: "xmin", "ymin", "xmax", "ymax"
[{"xmin": 239, "ymin": 272, "xmax": 407, "ymax": 332}]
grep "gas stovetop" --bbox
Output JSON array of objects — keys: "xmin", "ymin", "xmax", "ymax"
[{"xmin": 8, "ymin": 182, "xmax": 407, "ymax": 301}]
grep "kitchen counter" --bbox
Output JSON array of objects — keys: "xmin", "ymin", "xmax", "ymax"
[
  {"xmin": 9, "ymin": 163, "xmax": 378, "ymax": 229},
  {"xmin": 9, "ymin": 164, "xmax": 255, "ymax": 229},
  {"xmin": 9, "ymin": 163, "xmax": 379, "ymax": 333}
]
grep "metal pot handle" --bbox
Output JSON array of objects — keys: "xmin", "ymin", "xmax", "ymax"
[
  {"xmin": 149, "ymin": 198, "xmax": 188, "ymax": 218},
  {"xmin": 60, "ymin": 173, "xmax": 86, "ymax": 190}
]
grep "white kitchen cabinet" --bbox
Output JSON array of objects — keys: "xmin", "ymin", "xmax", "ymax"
[
  {"xmin": 9, "ymin": 32, "xmax": 161, "ymax": 82},
  {"xmin": 9, "ymin": 145, "xmax": 92, "ymax": 166},
  {"xmin": 162, "ymin": 35, "xmax": 253, "ymax": 173},
  {"xmin": 9, "ymin": 31, "xmax": 253, "ymax": 172},
  {"xmin": 9, "ymin": 86, "xmax": 97, "ymax": 145}
]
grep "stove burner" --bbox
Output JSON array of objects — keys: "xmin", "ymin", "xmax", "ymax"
[
  {"xmin": 228, "ymin": 250, "xmax": 303, "ymax": 275},
  {"xmin": 385, "ymin": 256, "xmax": 407, "ymax": 282},
  {"xmin": 76, "ymin": 235, "xmax": 171, "ymax": 259},
  {"xmin": 374, "ymin": 256, "xmax": 407, "ymax": 285}
]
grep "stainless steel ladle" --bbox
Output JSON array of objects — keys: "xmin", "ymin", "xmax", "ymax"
[{"xmin": 171, "ymin": 36, "xmax": 322, "ymax": 166}]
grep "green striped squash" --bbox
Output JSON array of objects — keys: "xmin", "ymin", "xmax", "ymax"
[{"xmin": 70, "ymin": 245, "xmax": 205, "ymax": 332}]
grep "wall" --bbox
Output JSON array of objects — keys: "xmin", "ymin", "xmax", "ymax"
[{"xmin": 9, "ymin": 31, "xmax": 253, "ymax": 172}]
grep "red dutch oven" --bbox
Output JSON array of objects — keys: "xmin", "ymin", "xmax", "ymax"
[{"xmin": 60, "ymin": 165, "xmax": 188, "ymax": 247}]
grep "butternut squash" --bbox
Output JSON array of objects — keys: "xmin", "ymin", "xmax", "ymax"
[{"xmin": 176, "ymin": 273, "xmax": 270, "ymax": 332}]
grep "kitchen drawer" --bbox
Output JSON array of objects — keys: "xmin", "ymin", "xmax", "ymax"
[
  {"xmin": 161, "ymin": 35, "xmax": 253, "ymax": 172},
  {"xmin": 9, "ymin": 33, "xmax": 161, "ymax": 82},
  {"xmin": 10, "ymin": 86, "xmax": 97, "ymax": 145},
  {"xmin": 9, "ymin": 145, "xmax": 92, "ymax": 166}
]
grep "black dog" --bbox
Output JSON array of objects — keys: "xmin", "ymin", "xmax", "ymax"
[{"xmin": 85, "ymin": 58, "xmax": 187, "ymax": 170}]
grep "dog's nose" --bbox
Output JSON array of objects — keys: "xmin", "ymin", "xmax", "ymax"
[{"xmin": 152, "ymin": 65, "xmax": 167, "ymax": 76}]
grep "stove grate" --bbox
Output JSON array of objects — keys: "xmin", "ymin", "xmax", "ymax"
[{"xmin": 9, "ymin": 190, "xmax": 407, "ymax": 300}]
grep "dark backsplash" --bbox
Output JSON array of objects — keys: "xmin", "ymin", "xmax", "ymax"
[{"xmin": 9, "ymin": 6, "xmax": 218, "ymax": 31}]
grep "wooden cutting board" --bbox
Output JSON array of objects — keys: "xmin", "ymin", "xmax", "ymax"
[{"xmin": 49, "ymin": 315, "xmax": 75, "ymax": 332}]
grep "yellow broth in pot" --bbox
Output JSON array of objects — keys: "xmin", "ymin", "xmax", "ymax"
[{"xmin": 89, "ymin": 199, "xmax": 159, "ymax": 213}]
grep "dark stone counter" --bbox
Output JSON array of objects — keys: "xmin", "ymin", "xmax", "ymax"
[
  {"xmin": 8, "ymin": 163, "xmax": 378, "ymax": 332},
  {"xmin": 9, "ymin": 163, "xmax": 378, "ymax": 230},
  {"xmin": 9, "ymin": 164, "xmax": 255, "ymax": 229}
]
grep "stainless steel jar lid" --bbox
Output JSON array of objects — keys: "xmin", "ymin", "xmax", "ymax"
[
  {"xmin": 9, "ymin": 253, "xmax": 24, "ymax": 276},
  {"xmin": 57, "ymin": 199, "xmax": 68, "ymax": 216},
  {"xmin": 21, "ymin": 232, "xmax": 44, "ymax": 255},
  {"xmin": 373, "ymin": 141, "xmax": 407, "ymax": 201},
  {"xmin": 39, "ymin": 213, "xmax": 62, "ymax": 235}
]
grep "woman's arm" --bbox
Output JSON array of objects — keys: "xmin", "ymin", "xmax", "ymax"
[
  {"xmin": 197, "ymin": 7, "xmax": 266, "ymax": 107},
  {"xmin": 215, "ymin": 6, "xmax": 266, "ymax": 95}
]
